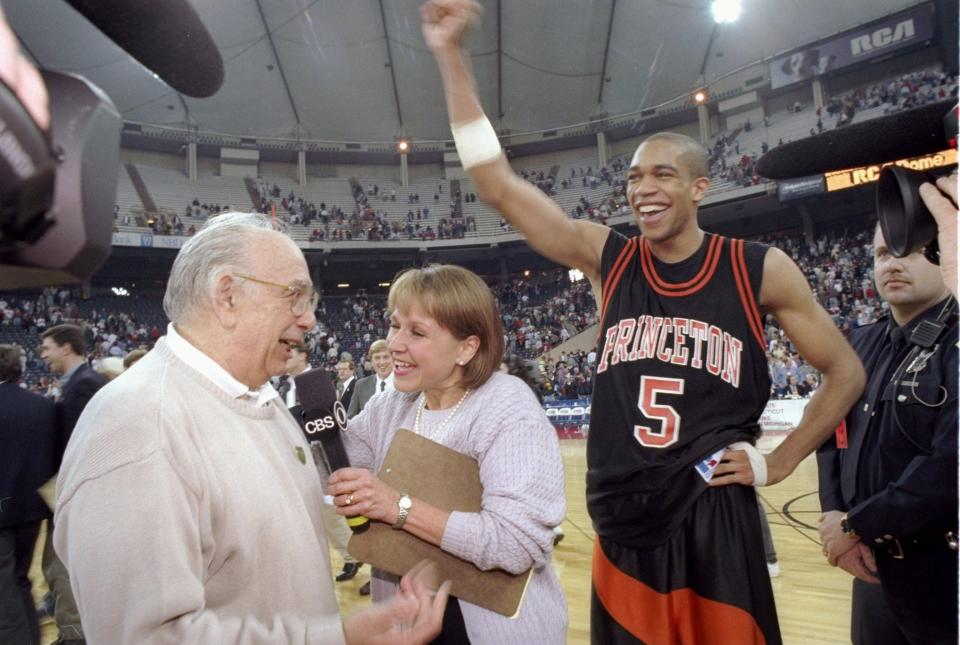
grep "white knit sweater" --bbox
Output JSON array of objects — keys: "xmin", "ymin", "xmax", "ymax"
[
  {"xmin": 345, "ymin": 371, "xmax": 568, "ymax": 644},
  {"xmin": 54, "ymin": 339, "xmax": 346, "ymax": 644}
]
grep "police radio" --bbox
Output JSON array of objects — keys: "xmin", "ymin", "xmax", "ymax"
[{"xmin": 294, "ymin": 367, "xmax": 369, "ymax": 534}]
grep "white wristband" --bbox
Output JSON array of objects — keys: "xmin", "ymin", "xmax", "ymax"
[
  {"xmin": 728, "ymin": 441, "xmax": 767, "ymax": 486},
  {"xmin": 451, "ymin": 117, "xmax": 502, "ymax": 169}
]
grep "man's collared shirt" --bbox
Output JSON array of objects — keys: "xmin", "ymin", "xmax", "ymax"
[
  {"xmin": 376, "ymin": 373, "xmax": 394, "ymax": 393},
  {"xmin": 166, "ymin": 323, "xmax": 278, "ymax": 407}
]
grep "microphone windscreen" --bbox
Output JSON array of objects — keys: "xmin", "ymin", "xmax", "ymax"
[
  {"xmin": 756, "ymin": 100, "xmax": 955, "ymax": 180},
  {"xmin": 65, "ymin": 0, "xmax": 224, "ymax": 98},
  {"xmin": 294, "ymin": 368, "xmax": 341, "ymax": 430}
]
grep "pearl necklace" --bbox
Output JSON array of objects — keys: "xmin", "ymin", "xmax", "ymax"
[{"xmin": 413, "ymin": 388, "xmax": 471, "ymax": 442}]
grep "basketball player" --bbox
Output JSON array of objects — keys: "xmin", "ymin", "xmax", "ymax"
[{"xmin": 421, "ymin": 2, "xmax": 865, "ymax": 642}]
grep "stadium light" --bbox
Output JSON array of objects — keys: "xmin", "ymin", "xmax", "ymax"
[
  {"xmin": 378, "ymin": 281, "xmax": 391, "ymax": 288},
  {"xmin": 694, "ymin": 90, "xmax": 707, "ymax": 104},
  {"xmin": 711, "ymin": 0, "xmax": 741, "ymax": 24},
  {"xmin": 396, "ymin": 139, "xmax": 410, "ymax": 153},
  {"xmin": 568, "ymin": 268, "xmax": 584, "ymax": 283},
  {"xmin": 337, "ymin": 283, "xmax": 350, "ymax": 288}
]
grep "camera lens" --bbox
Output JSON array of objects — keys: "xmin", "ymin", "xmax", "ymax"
[{"xmin": 877, "ymin": 165, "xmax": 939, "ymax": 262}]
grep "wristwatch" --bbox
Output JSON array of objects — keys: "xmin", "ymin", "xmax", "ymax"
[
  {"xmin": 840, "ymin": 513, "xmax": 858, "ymax": 538},
  {"xmin": 392, "ymin": 494, "xmax": 413, "ymax": 530}
]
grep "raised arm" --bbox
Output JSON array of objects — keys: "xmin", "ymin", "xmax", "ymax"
[{"xmin": 422, "ymin": 0, "xmax": 608, "ymax": 280}]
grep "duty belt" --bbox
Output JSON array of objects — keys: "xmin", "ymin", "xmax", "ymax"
[{"xmin": 873, "ymin": 530, "xmax": 960, "ymax": 559}]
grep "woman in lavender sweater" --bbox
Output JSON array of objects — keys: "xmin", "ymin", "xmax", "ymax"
[{"xmin": 331, "ymin": 264, "xmax": 568, "ymax": 644}]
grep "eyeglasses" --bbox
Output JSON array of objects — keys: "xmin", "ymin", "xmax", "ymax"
[{"xmin": 234, "ymin": 274, "xmax": 319, "ymax": 316}]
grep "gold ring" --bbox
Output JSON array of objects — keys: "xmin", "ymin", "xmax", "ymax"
[{"xmin": 345, "ymin": 494, "xmax": 354, "ymax": 506}]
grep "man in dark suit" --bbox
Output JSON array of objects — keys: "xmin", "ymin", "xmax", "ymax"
[
  {"xmin": 0, "ymin": 344, "xmax": 58, "ymax": 645},
  {"xmin": 347, "ymin": 339, "xmax": 394, "ymax": 419},
  {"xmin": 39, "ymin": 324, "xmax": 106, "ymax": 645},
  {"xmin": 335, "ymin": 358, "xmax": 357, "ymax": 411},
  {"xmin": 40, "ymin": 325, "xmax": 107, "ymax": 462}
]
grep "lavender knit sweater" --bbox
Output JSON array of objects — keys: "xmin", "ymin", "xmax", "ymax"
[{"xmin": 345, "ymin": 371, "xmax": 568, "ymax": 644}]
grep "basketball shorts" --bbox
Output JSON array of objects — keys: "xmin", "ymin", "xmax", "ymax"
[{"xmin": 591, "ymin": 484, "xmax": 781, "ymax": 644}]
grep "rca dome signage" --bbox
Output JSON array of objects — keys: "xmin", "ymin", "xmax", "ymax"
[
  {"xmin": 824, "ymin": 148, "xmax": 957, "ymax": 192},
  {"xmin": 769, "ymin": 3, "xmax": 935, "ymax": 90}
]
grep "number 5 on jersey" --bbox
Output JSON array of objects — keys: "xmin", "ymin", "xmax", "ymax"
[{"xmin": 634, "ymin": 376, "xmax": 685, "ymax": 448}]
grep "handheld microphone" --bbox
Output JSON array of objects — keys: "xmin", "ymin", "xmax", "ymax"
[{"xmin": 294, "ymin": 368, "xmax": 369, "ymax": 534}]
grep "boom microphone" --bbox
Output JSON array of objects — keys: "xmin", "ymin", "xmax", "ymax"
[
  {"xmin": 64, "ymin": 0, "xmax": 224, "ymax": 98},
  {"xmin": 755, "ymin": 99, "xmax": 956, "ymax": 179},
  {"xmin": 294, "ymin": 368, "xmax": 369, "ymax": 534}
]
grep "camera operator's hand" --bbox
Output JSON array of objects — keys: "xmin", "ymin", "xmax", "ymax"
[
  {"xmin": 0, "ymin": 4, "xmax": 49, "ymax": 130},
  {"xmin": 919, "ymin": 173, "xmax": 958, "ymax": 298}
]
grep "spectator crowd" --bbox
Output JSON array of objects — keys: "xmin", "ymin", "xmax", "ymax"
[{"xmin": 2, "ymin": 220, "xmax": 891, "ymax": 406}]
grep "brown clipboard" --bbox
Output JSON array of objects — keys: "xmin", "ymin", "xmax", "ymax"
[{"xmin": 347, "ymin": 429, "xmax": 532, "ymax": 617}]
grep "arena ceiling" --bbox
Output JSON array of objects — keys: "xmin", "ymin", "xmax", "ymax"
[{"xmin": 8, "ymin": 0, "xmax": 922, "ymax": 143}]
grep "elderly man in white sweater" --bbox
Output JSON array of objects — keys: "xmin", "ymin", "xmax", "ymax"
[{"xmin": 53, "ymin": 212, "xmax": 448, "ymax": 644}]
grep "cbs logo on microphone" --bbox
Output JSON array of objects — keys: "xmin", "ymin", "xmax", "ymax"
[{"xmin": 303, "ymin": 401, "xmax": 348, "ymax": 434}]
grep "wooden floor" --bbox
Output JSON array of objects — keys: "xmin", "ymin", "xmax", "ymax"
[{"xmin": 34, "ymin": 439, "xmax": 853, "ymax": 644}]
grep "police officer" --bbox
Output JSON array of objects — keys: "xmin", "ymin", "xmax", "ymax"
[{"xmin": 818, "ymin": 222, "xmax": 958, "ymax": 644}]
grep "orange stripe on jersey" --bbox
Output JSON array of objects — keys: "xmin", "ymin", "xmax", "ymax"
[
  {"xmin": 599, "ymin": 236, "xmax": 638, "ymax": 327},
  {"xmin": 642, "ymin": 233, "xmax": 722, "ymax": 291},
  {"xmin": 640, "ymin": 234, "xmax": 723, "ymax": 297},
  {"xmin": 592, "ymin": 539, "xmax": 767, "ymax": 645},
  {"xmin": 730, "ymin": 239, "xmax": 767, "ymax": 351}
]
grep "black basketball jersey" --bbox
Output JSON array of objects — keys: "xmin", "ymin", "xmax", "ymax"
[{"xmin": 587, "ymin": 230, "xmax": 772, "ymax": 547}]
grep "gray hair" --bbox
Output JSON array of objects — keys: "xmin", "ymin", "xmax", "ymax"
[{"xmin": 163, "ymin": 211, "xmax": 285, "ymax": 322}]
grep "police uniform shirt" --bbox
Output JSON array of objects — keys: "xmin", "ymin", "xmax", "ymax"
[{"xmin": 842, "ymin": 299, "xmax": 958, "ymax": 542}]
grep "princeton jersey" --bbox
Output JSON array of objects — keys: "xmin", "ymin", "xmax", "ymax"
[{"xmin": 587, "ymin": 230, "xmax": 772, "ymax": 548}]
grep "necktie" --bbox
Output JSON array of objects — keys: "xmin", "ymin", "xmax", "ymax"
[{"xmin": 380, "ymin": 380, "xmax": 386, "ymax": 392}]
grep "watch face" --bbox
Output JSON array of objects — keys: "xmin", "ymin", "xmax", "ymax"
[{"xmin": 399, "ymin": 495, "xmax": 413, "ymax": 510}]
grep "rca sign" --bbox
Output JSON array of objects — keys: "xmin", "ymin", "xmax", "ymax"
[{"xmin": 851, "ymin": 18, "xmax": 916, "ymax": 57}]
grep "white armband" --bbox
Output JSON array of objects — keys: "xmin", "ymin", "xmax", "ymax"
[
  {"xmin": 728, "ymin": 441, "xmax": 768, "ymax": 486},
  {"xmin": 451, "ymin": 117, "xmax": 502, "ymax": 169}
]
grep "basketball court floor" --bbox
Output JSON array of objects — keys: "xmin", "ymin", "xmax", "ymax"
[{"xmin": 34, "ymin": 439, "xmax": 852, "ymax": 644}]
